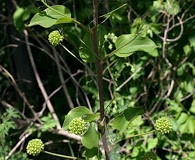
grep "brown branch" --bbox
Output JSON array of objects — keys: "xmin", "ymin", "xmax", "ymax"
[
  {"xmin": 162, "ymin": 15, "xmax": 173, "ymax": 67},
  {"xmin": 166, "ymin": 17, "xmax": 183, "ymax": 42},
  {"xmin": 92, "ymin": 0, "xmax": 110, "ymax": 159},
  {"xmin": 53, "ymin": 48, "xmax": 74, "ymax": 109},
  {"xmin": 23, "ymin": 29, "xmax": 61, "ymax": 130},
  {"xmin": 0, "ymin": 65, "xmax": 37, "ymax": 118},
  {"xmin": 5, "ymin": 132, "xmax": 31, "ymax": 160}
]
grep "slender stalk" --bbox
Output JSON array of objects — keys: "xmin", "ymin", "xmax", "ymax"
[
  {"xmin": 92, "ymin": 1, "xmax": 110, "ymax": 159},
  {"xmin": 43, "ymin": 151, "xmax": 77, "ymax": 159},
  {"xmin": 114, "ymin": 130, "xmax": 155, "ymax": 145}
]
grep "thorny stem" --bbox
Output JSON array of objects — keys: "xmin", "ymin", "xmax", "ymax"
[{"xmin": 92, "ymin": 0, "xmax": 110, "ymax": 159}]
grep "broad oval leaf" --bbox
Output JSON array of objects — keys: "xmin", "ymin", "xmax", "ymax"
[
  {"xmin": 84, "ymin": 147, "xmax": 100, "ymax": 158},
  {"xmin": 179, "ymin": 116, "xmax": 195, "ymax": 134},
  {"xmin": 112, "ymin": 107, "xmax": 144, "ymax": 133},
  {"xmin": 28, "ymin": 5, "xmax": 72, "ymax": 28},
  {"xmin": 190, "ymin": 99, "xmax": 195, "ymax": 114},
  {"xmin": 82, "ymin": 122, "xmax": 100, "ymax": 158},
  {"xmin": 114, "ymin": 34, "xmax": 158, "ymax": 57},
  {"xmin": 62, "ymin": 106, "xmax": 91, "ymax": 130},
  {"xmin": 79, "ymin": 32, "xmax": 94, "ymax": 62},
  {"xmin": 82, "ymin": 113, "xmax": 100, "ymax": 122},
  {"xmin": 13, "ymin": 7, "xmax": 25, "ymax": 30}
]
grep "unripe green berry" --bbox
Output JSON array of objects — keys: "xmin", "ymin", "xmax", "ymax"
[
  {"xmin": 141, "ymin": 152, "xmax": 157, "ymax": 160},
  {"xmin": 69, "ymin": 117, "xmax": 87, "ymax": 135},
  {"xmin": 26, "ymin": 139, "xmax": 44, "ymax": 156},
  {"xmin": 48, "ymin": 30, "xmax": 63, "ymax": 46},
  {"xmin": 155, "ymin": 117, "xmax": 172, "ymax": 134}
]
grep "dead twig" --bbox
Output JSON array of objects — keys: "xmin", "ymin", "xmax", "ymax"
[{"xmin": 23, "ymin": 29, "xmax": 61, "ymax": 130}]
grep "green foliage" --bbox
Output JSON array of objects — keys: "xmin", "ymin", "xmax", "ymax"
[
  {"xmin": 167, "ymin": 99, "xmax": 195, "ymax": 135},
  {"xmin": 40, "ymin": 113, "xmax": 57, "ymax": 132},
  {"xmin": 13, "ymin": 6, "xmax": 39, "ymax": 30},
  {"xmin": 1, "ymin": 0, "xmax": 194, "ymax": 159},
  {"xmin": 0, "ymin": 108, "xmax": 20, "ymax": 138},
  {"xmin": 112, "ymin": 107, "xmax": 144, "ymax": 133},
  {"xmin": 82, "ymin": 122, "xmax": 100, "ymax": 158},
  {"xmin": 0, "ymin": 108, "xmax": 29, "ymax": 159},
  {"xmin": 29, "ymin": 5, "xmax": 72, "ymax": 28},
  {"xmin": 62, "ymin": 106, "xmax": 92, "ymax": 130},
  {"xmin": 79, "ymin": 32, "xmax": 94, "ymax": 62},
  {"xmin": 114, "ymin": 34, "xmax": 158, "ymax": 57},
  {"xmin": 62, "ymin": 106, "xmax": 101, "ymax": 158}
]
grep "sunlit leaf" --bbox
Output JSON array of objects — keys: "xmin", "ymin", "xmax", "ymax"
[
  {"xmin": 82, "ymin": 113, "xmax": 100, "ymax": 122},
  {"xmin": 82, "ymin": 122, "xmax": 100, "ymax": 158},
  {"xmin": 164, "ymin": 0, "xmax": 180, "ymax": 15},
  {"xmin": 177, "ymin": 112, "xmax": 188, "ymax": 125},
  {"xmin": 114, "ymin": 34, "xmax": 158, "ymax": 57},
  {"xmin": 28, "ymin": 5, "xmax": 72, "ymax": 28},
  {"xmin": 189, "ymin": 100, "xmax": 195, "ymax": 114},
  {"xmin": 179, "ymin": 116, "xmax": 195, "ymax": 134},
  {"xmin": 79, "ymin": 32, "xmax": 94, "ymax": 62},
  {"xmin": 112, "ymin": 107, "xmax": 144, "ymax": 133},
  {"xmin": 13, "ymin": 7, "xmax": 25, "ymax": 30},
  {"xmin": 147, "ymin": 138, "xmax": 158, "ymax": 150},
  {"xmin": 62, "ymin": 106, "xmax": 91, "ymax": 130}
]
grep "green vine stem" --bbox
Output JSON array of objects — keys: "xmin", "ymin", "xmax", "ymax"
[
  {"xmin": 43, "ymin": 150, "xmax": 77, "ymax": 159},
  {"xmin": 60, "ymin": 44, "xmax": 96, "ymax": 78},
  {"xmin": 110, "ymin": 130, "xmax": 156, "ymax": 151}
]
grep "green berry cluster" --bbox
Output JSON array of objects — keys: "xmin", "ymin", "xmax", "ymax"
[
  {"xmin": 48, "ymin": 30, "xmax": 64, "ymax": 46},
  {"xmin": 69, "ymin": 117, "xmax": 87, "ymax": 135},
  {"xmin": 26, "ymin": 139, "xmax": 44, "ymax": 156},
  {"xmin": 155, "ymin": 117, "xmax": 172, "ymax": 134},
  {"xmin": 141, "ymin": 152, "xmax": 157, "ymax": 160}
]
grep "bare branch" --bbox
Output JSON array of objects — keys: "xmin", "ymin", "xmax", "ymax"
[
  {"xmin": 53, "ymin": 48, "xmax": 74, "ymax": 109},
  {"xmin": 5, "ymin": 132, "xmax": 31, "ymax": 160},
  {"xmin": 23, "ymin": 29, "xmax": 61, "ymax": 130}
]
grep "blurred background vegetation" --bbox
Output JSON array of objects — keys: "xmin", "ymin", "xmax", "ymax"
[{"xmin": 0, "ymin": 0, "xmax": 195, "ymax": 159}]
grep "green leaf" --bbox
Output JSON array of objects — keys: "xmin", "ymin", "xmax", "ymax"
[
  {"xmin": 180, "ymin": 80, "xmax": 194, "ymax": 93},
  {"xmin": 84, "ymin": 148, "xmax": 99, "ymax": 158},
  {"xmin": 41, "ymin": 114, "xmax": 57, "ymax": 132},
  {"xmin": 114, "ymin": 34, "xmax": 158, "ymax": 57},
  {"xmin": 189, "ymin": 34, "xmax": 195, "ymax": 50},
  {"xmin": 190, "ymin": 100, "xmax": 195, "ymax": 114},
  {"xmin": 79, "ymin": 32, "xmax": 94, "ymax": 62},
  {"xmin": 62, "ymin": 106, "xmax": 91, "ymax": 130},
  {"xmin": 82, "ymin": 122, "xmax": 100, "ymax": 158},
  {"xmin": 28, "ymin": 5, "xmax": 72, "ymax": 28},
  {"xmin": 177, "ymin": 64, "xmax": 185, "ymax": 76},
  {"xmin": 177, "ymin": 112, "xmax": 188, "ymax": 124},
  {"xmin": 112, "ymin": 107, "xmax": 144, "ymax": 133},
  {"xmin": 6, "ymin": 108, "xmax": 20, "ymax": 118},
  {"xmin": 183, "ymin": 45, "xmax": 192, "ymax": 55},
  {"xmin": 179, "ymin": 116, "xmax": 195, "ymax": 134},
  {"xmin": 164, "ymin": 0, "xmax": 180, "ymax": 15},
  {"xmin": 13, "ymin": 7, "xmax": 25, "ymax": 30},
  {"xmin": 82, "ymin": 113, "xmax": 100, "ymax": 122},
  {"xmin": 147, "ymin": 138, "xmax": 158, "ymax": 150}
]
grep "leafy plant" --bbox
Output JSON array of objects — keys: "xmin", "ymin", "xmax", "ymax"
[
  {"xmin": 25, "ymin": 0, "xmax": 169, "ymax": 159},
  {"xmin": 1, "ymin": 0, "xmax": 194, "ymax": 159},
  {"xmin": 0, "ymin": 108, "xmax": 20, "ymax": 139},
  {"xmin": 0, "ymin": 108, "xmax": 29, "ymax": 159}
]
